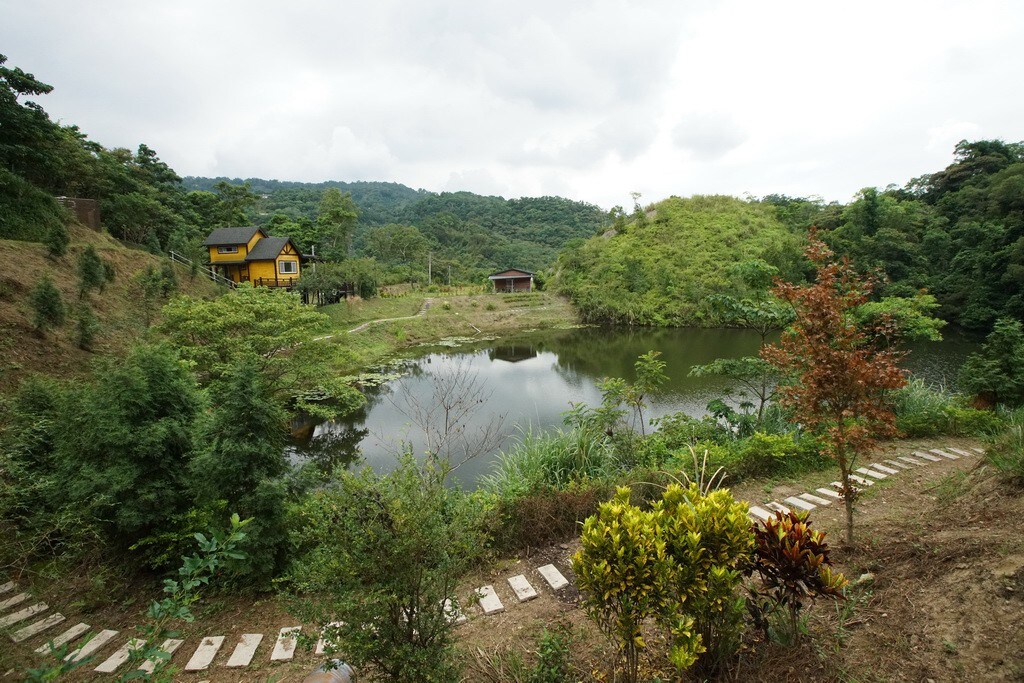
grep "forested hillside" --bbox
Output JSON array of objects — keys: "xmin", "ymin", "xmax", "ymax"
[
  {"xmin": 554, "ymin": 195, "xmax": 806, "ymax": 326},
  {"xmin": 185, "ymin": 176, "xmax": 608, "ymax": 277},
  {"xmin": 818, "ymin": 140, "xmax": 1024, "ymax": 331},
  {"xmin": 0, "ymin": 55, "xmax": 270, "ymax": 255}
]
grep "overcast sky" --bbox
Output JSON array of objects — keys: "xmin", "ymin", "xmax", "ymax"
[{"xmin": 4, "ymin": 1, "xmax": 1023, "ymax": 209}]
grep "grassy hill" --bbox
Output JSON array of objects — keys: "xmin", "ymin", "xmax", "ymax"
[
  {"xmin": 554, "ymin": 195, "xmax": 806, "ymax": 326},
  {"xmin": 0, "ymin": 223, "xmax": 222, "ymax": 394}
]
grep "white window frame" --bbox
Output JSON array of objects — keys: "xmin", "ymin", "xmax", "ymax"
[
  {"xmin": 216, "ymin": 245, "xmax": 239, "ymax": 254},
  {"xmin": 278, "ymin": 260, "xmax": 298, "ymax": 275}
]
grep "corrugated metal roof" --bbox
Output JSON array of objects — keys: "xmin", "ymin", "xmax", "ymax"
[{"xmin": 202, "ymin": 226, "xmax": 264, "ymax": 246}]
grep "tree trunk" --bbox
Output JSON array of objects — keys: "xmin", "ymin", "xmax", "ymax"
[{"xmin": 837, "ymin": 441, "xmax": 855, "ymax": 544}]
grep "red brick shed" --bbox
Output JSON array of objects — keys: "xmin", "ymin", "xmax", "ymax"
[{"xmin": 488, "ymin": 268, "xmax": 534, "ymax": 293}]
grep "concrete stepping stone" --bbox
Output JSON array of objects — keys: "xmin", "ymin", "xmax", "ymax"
[
  {"xmin": 477, "ymin": 585, "xmax": 505, "ymax": 615},
  {"xmin": 847, "ymin": 475, "xmax": 874, "ymax": 486},
  {"xmin": 507, "ymin": 575, "xmax": 538, "ymax": 602},
  {"xmin": 537, "ymin": 564, "xmax": 569, "ymax": 591},
  {"xmin": 971, "ymin": 447, "xmax": 984, "ymax": 454},
  {"xmin": 36, "ymin": 622, "xmax": 90, "ymax": 654},
  {"xmin": 95, "ymin": 638, "xmax": 143, "ymax": 673},
  {"xmin": 315, "ymin": 622, "xmax": 344, "ymax": 655},
  {"xmin": 855, "ymin": 467, "xmax": 887, "ymax": 480},
  {"xmin": 869, "ymin": 463, "xmax": 900, "ymax": 475},
  {"xmin": 444, "ymin": 599, "xmax": 467, "ymax": 625},
  {"xmin": 947, "ymin": 447, "xmax": 973, "ymax": 457},
  {"xmin": 226, "ymin": 633, "xmax": 263, "ymax": 667},
  {"xmin": 784, "ymin": 496, "xmax": 816, "ymax": 511},
  {"xmin": 930, "ymin": 448, "xmax": 959, "ymax": 460},
  {"xmin": 884, "ymin": 459, "xmax": 911, "ymax": 470},
  {"xmin": 897, "ymin": 455, "xmax": 926, "ymax": 466},
  {"xmin": 815, "ymin": 487, "xmax": 842, "ymax": 499},
  {"xmin": 11, "ymin": 612, "xmax": 64, "ymax": 642},
  {"xmin": 184, "ymin": 635, "xmax": 224, "ymax": 671},
  {"xmin": 0, "ymin": 581, "xmax": 14, "ymax": 595},
  {"xmin": 66, "ymin": 629, "xmax": 118, "ymax": 662},
  {"xmin": 0, "ymin": 602, "xmax": 47, "ymax": 628},
  {"xmin": 766, "ymin": 502, "xmax": 791, "ymax": 515},
  {"xmin": 748, "ymin": 505, "xmax": 772, "ymax": 521},
  {"xmin": 0, "ymin": 592, "xmax": 28, "ymax": 612},
  {"xmin": 799, "ymin": 492, "xmax": 833, "ymax": 506},
  {"xmin": 913, "ymin": 450, "xmax": 942, "ymax": 462},
  {"xmin": 271, "ymin": 626, "xmax": 301, "ymax": 661},
  {"xmin": 139, "ymin": 638, "xmax": 183, "ymax": 673}
]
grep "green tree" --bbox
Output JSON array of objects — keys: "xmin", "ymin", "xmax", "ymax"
[
  {"xmin": 74, "ymin": 305, "xmax": 99, "ymax": 350},
  {"xmin": 29, "ymin": 275, "xmax": 66, "ymax": 334},
  {"xmin": 762, "ymin": 235, "xmax": 907, "ymax": 544},
  {"xmin": 44, "ymin": 222, "xmax": 69, "ymax": 258},
  {"xmin": 76, "ymin": 245, "xmax": 106, "ymax": 298},
  {"xmin": 317, "ymin": 188, "xmax": 359, "ymax": 258},
  {"xmin": 32, "ymin": 345, "xmax": 203, "ymax": 556},
  {"xmin": 288, "ymin": 454, "xmax": 485, "ymax": 682},
  {"xmin": 689, "ymin": 357, "xmax": 780, "ymax": 425},
  {"xmin": 959, "ymin": 317, "xmax": 1024, "ymax": 407},
  {"xmin": 158, "ymin": 286, "xmax": 359, "ymax": 417},
  {"xmin": 190, "ymin": 365, "xmax": 289, "ymax": 583}
]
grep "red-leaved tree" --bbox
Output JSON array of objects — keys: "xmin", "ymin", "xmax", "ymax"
[{"xmin": 762, "ymin": 233, "xmax": 907, "ymax": 543}]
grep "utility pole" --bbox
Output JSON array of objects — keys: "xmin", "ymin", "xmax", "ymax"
[
  {"xmin": 428, "ymin": 251, "xmax": 432, "ymax": 286},
  {"xmin": 447, "ymin": 265, "xmax": 451, "ymax": 286}
]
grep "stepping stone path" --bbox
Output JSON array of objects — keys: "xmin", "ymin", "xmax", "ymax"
[
  {"xmin": 95, "ymin": 638, "xmax": 143, "ymax": 673},
  {"xmin": 139, "ymin": 638, "xmax": 184, "ymax": 674},
  {"xmin": 798, "ymin": 492, "xmax": 833, "ymax": 507},
  {"xmin": 67, "ymin": 629, "xmax": 118, "ymax": 662},
  {"xmin": 477, "ymin": 585, "xmax": 505, "ymax": 615},
  {"xmin": 538, "ymin": 564, "xmax": 570, "ymax": 591},
  {"xmin": 746, "ymin": 444, "xmax": 982, "ymax": 530},
  {"xmin": 507, "ymin": 575, "xmax": 538, "ymax": 602},
  {"xmin": 2, "ymin": 444, "xmax": 981, "ymax": 674},
  {"xmin": 226, "ymin": 633, "xmax": 264, "ymax": 667},
  {"xmin": 184, "ymin": 635, "xmax": 224, "ymax": 671},
  {"xmin": 36, "ymin": 622, "xmax": 90, "ymax": 654},
  {"xmin": 270, "ymin": 626, "xmax": 301, "ymax": 661},
  {"xmin": 11, "ymin": 612, "xmax": 63, "ymax": 643}
]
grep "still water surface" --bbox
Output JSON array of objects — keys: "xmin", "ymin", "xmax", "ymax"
[{"xmin": 295, "ymin": 327, "xmax": 978, "ymax": 486}]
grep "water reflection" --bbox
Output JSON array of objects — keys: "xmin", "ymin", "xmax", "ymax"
[{"xmin": 293, "ymin": 326, "xmax": 978, "ymax": 486}]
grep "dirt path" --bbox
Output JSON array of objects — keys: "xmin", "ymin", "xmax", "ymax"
[{"xmin": 314, "ymin": 298, "xmax": 434, "ymax": 341}]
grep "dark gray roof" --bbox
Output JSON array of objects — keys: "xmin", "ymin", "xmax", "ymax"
[
  {"xmin": 488, "ymin": 268, "xmax": 534, "ymax": 278},
  {"xmin": 202, "ymin": 226, "xmax": 264, "ymax": 246},
  {"xmin": 245, "ymin": 236, "xmax": 292, "ymax": 262}
]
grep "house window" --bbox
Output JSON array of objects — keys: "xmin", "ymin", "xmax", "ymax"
[
  {"xmin": 217, "ymin": 245, "xmax": 239, "ymax": 254},
  {"xmin": 279, "ymin": 260, "xmax": 298, "ymax": 275}
]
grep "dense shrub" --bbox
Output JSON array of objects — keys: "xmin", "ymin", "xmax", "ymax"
[
  {"xmin": 894, "ymin": 379, "xmax": 1004, "ymax": 436},
  {"xmin": 3, "ymin": 345, "xmax": 202, "ymax": 564},
  {"xmin": 287, "ymin": 454, "xmax": 486, "ymax": 682},
  {"xmin": 573, "ymin": 484, "xmax": 754, "ymax": 681},
  {"xmin": 747, "ymin": 511, "xmax": 847, "ymax": 643},
  {"xmin": 29, "ymin": 275, "xmax": 65, "ymax": 334},
  {"xmin": 986, "ymin": 408, "xmax": 1024, "ymax": 485}
]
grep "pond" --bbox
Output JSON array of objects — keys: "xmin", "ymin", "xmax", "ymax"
[{"xmin": 292, "ymin": 326, "xmax": 980, "ymax": 486}]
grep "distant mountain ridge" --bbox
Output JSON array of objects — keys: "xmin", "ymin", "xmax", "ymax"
[{"xmin": 184, "ymin": 176, "xmax": 609, "ymax": 274}]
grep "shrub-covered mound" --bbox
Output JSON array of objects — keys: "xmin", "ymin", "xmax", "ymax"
[{"xmin": 554, "ymin": 195, "xmax": 805, "ymax": 326}]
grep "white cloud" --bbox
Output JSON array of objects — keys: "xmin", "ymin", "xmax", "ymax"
[{"xmin": 2, "ymin": 0, "xmax": 1023, "ymax": 207}]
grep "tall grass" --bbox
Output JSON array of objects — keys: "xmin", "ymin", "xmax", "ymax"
[
  {"xmin": 893, "ymin": 379, "xmax": 1003, "ymax": 437},
  {"xmin": 987, "ymin": 408, "xmax": 1024, "ymax": 484},
  {"xmin": 483, "ymin": 427, "xmax": 617, "ymax": 498}
]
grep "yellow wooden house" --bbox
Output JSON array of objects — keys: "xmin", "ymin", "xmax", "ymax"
[{"xmin": 203, "ymin": 227, "xmax": 304, "ymax": 288}]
